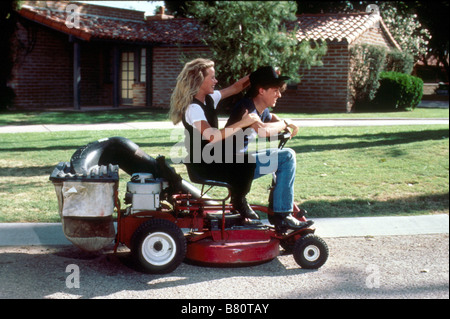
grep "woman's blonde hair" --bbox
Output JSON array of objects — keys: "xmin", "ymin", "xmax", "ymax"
[{"xmin": 169, "ymin": 58, "xmax": 215, "ymax": 124}]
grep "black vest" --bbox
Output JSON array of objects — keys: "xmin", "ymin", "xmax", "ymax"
[
  {"xmin": 182, "ymin": 95, "xmax": 218, "ymax": 164},
  {"xmin": 181, "ymin": 95, "xmax": 256, "ymax": 197}
]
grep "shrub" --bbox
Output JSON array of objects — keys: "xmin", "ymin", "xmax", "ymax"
[
  {"xmin": 384, "ymin": 50, "xmax": 414, "ymax": 74},
  {"xmin": 371, "ymin": 71, "xmax": 423, "ymax": 111},
  {"xmin": 349, "ymin": 44, "xmax": 387, "ymax": 108},
  {"xmin": 350, "ymin": 45, "xmax": 418, "ymax": 112}
]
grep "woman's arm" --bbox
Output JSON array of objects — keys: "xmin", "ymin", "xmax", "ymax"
[
  {"xmin": 193, "ymin": 74, "xmax": 254, "ymax": 142},
  {"xmin": 219, "ymin": 75, "xmax": 250, "ymax": 100},
  {"xmin": 194, "ymin": 109, "xmax": 261, "ymax": 143}
]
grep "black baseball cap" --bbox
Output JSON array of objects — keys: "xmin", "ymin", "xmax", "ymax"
[{"xmin": 249, "ymin": 66, "xmax": 290, "ymax": 87}]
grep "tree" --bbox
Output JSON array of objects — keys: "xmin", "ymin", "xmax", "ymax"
[
  {"xmin": 0, "ymin": 0, "xmax": 20, "ymax": 110},
  {"xmin": 349, "ymin": 44, "xmax": 387, "ymax": 106},
  {"xmin": 296, "ymin": 0, "xmax": 354, "ymax": 14},
  {"xmin": 294, "ymin": 1, "xmax": 448, "ymax": 79},
  {"xmin": 164, "ymin": 0, "xmax": 191, "ymax": 17},
  {"xmin": 378, "ymin": 2, "xmax": 431, "ymax": 61},
  {"xmin": 184, "ymin": 1, "xmax": 327, "ymax": 86},
  {"xmin": 408, "ymin": 1, "xmax": 449, "ymax": 79}
]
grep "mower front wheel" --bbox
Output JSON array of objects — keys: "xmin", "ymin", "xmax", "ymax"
[
  {"xmin": 131, "ymin": 219, "xmax": 186, "ymax": 274},
  {"xmin": 293, "ymin": 234, "xmax": 328, "ymax": 269}
]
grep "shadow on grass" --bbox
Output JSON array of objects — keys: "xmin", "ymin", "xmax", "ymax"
[
  {"xmin": 290, "ymin": 128, "xmax": 449, "ymax": 154},
  {"xmin": 0, "ymin": 141, "xmax": 171, "ymax": 153},
  {"xmin": 301, "ymin": 193, "xmax": 449, "ymax": 217},
  {"xmin": 0, "ymin": 165, "xmax": 56, "ymax": 177},
  {"xmin": 1, "ymin": 128, "xmax": 448, "ymax": 155}
]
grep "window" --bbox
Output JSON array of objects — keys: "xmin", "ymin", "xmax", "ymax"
[
  {"xmin": 121, "ymin": 51, "xmax": 134, "ymax": 104},
  {"xmin": 140, "ymin": 48, "xmax": 146, "ymax": 83}
]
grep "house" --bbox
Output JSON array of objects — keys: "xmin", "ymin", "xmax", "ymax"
[
  {"xmin": 11, "ymin": 0, "xmax": 209, "ymax": 110},
  {"xmin": 279, "ymin": 10, "xmax": 401, "ymax": 112},
  {"xmin": 10, "ymin": 1, "xmax": 400, "ymax": 112}
]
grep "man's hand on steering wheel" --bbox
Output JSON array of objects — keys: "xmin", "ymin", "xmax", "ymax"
[{"xmin": 283, "ymin": 119, "xmax": 299, "ymax": 138}]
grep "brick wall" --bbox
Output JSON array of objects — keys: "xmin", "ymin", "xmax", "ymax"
[
  {"xmin": 11, "ymin": 20, "xmax": 73, "ymax": 109},
  {"xmin": 277, "ymin": 43, "xmax": 350, "ymax": 112},
  {"xmin": 151, "ymin": 46, "xmax": 211, "ymax": 109},
  {"xmin": 352, "ymin": 25, "xmax": 395, "ymax": 49},
  {"xmin": 133, "ymin": 83, "xmax": 146, "ymax": 106},
  {"xmin": 276, "ymin": 22, "xmax": 399, "ymax": 113},
  {"xmin": 10, "ymin": 20, "xmax": 115, "ymax": 109}
]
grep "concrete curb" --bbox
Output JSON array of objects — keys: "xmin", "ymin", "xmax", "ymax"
[{"xmin": 0, "ymin": 214, "xmax": 447, "ymax": 246}]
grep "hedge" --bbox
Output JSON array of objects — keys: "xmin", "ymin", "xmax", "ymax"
[
  {"xmin": 385, "ymin": 50, "xmax": 414, "ymax": 74},
  {"xmin": 371, "ymin": 71, "xmax": 424, "ymax": 111}
]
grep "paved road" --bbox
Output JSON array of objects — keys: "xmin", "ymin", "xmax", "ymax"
[
  {"xmin": 0, "ymin": 215, "xmax": 448, "ymax": 300},
  {"xmin": 0, "ymin": 234, "xmax": 448, "ymax": 300}
]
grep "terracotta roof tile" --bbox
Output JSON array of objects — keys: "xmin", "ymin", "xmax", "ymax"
[
  {"xmin": 291, "ymin": 12, "xmax": 399, "ymax": 49},
  {"xmin": 19, "ymin": 4, "xmax": 206, "ymax": 44},
  {"xmin": 284, "ymin": 12, "xmax": 376, "ymax": 43},
  {"xmin": 18, "ymin": 2, "xmax": 399, "ymax": 49}
]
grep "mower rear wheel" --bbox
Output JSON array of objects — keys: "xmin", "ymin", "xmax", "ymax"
[
  {"xmin": 293, "ymin": 234, "xmax": 328, "ymax": 269},
  {"xmin": 131, "ymin": 219, "xmax": 186, "ymax": 274}
]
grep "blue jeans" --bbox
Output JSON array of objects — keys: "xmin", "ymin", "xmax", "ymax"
[{"xmin": 251, "ymin": 148, "xmax": 296, "ymax": 213}]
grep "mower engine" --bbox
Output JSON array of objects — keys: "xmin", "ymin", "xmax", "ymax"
[{"xmin": 124, "ymin": 173, "xmax": 169, "ymax": 214}]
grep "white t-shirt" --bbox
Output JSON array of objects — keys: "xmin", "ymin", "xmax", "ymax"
[{"xmin": 184, "ymin": 91, "xmax": 222, "ymax": 126}]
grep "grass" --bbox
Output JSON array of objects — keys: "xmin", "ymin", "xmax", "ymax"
[
  {"xmin": 0, "ymin": 107, "xmax": 448, "ymax": 126},
  {"xmin": 0, "ymin": 124, "xmax": 448, "ymax": 222},
  {"xmin": 0, "ymin": 108, "xmax": 170, "ymax": 126}
]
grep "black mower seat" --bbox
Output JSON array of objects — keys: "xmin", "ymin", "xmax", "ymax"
[
  {"xmin": 184, "ymin": 164, "xmax": 232, "ymax": 201},
  {"xmin": 185, "ymin": 164, "xmax": 231, "ymax": 189}
]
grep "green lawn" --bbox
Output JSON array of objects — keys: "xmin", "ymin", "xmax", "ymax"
[{"xmin": 0, "ymin": 124, "xmax": 448, "ymax": 222}]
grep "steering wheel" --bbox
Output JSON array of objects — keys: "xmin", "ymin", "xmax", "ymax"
[
  {"xmin": 267, "ymin": 130, "xmax": 291, "ymax": 150},
  {"xmin": 277, "ymin": 130, "xmax": 291, "ymax": 150}
]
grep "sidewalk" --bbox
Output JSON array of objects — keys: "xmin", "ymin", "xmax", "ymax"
[
  {"xmin": 1, "ymin": 99, "xmax": 448, "ymax": 134},
  {"xmin": 0, "ymin": 118, "xmax": 448, "ymax": 134},
  {"xmin": 0, "ymin": 214, "xmax": 448, "ymax": 246}
]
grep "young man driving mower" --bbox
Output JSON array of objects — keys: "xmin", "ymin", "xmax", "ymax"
[{"xmin": 226, "ymin": 66, "xmax": 313, "ymax": 231}]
